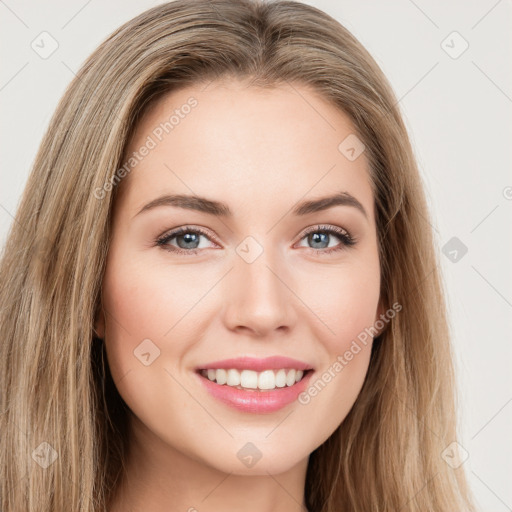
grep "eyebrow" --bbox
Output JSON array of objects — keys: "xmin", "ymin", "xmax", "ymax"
[{"xmin": 133, "ymin": 191, "xmax": 368, "ymax": 220}]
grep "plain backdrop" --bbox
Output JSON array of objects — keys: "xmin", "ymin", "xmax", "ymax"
[{"xmin": 1, "ymin": 1, "xmax": 511, "ymax": 510}]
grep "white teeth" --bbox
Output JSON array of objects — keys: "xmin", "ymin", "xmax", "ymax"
[
  {"xmin": 285, "ymin": 369, "xmax": 296, "ymax": 386},
  {"xmin": 275, "ymin": 369, "xmax": 287, "ymax": 388},
  {"xmin": 201, "ymin": 368, "xmax": 307, "ymax": 391},
  {"xmin": 226, "ymin": 369, "xmax": 241, "ymax": 386},
  {"xmin": 258, "ymin": 370, "xmax": 275, "ymax": 390},
  {"xmin": 241, "ymin": 370, "xmax": 258, "ymax": 389},
  {"xmin": 215, "ymin": 369, "xmax": 227, "ymax": 385}
]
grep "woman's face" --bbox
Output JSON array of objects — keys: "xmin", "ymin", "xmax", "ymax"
[{"xmin": 96, "ymin": 79, "xmax": 384, "ymax": 476}]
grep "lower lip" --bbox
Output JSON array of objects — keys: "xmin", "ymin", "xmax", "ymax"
[{"xmin": 195, "ymin": 370, "xmax": 313, "ymax": 413}]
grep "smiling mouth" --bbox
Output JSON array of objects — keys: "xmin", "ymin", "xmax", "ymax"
[{"xmin": 196, "ymin": 368, "xmax": 313, "ymax": 392}]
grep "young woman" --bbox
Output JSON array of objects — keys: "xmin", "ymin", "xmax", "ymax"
[{"xmin": 0, "ymin": 1, "xmax": 478, "ymax": 510}]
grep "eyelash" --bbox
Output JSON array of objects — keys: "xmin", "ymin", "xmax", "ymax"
[{"xmin": 155, "ymin": 224, "xmax": 356, "ymax": 256}]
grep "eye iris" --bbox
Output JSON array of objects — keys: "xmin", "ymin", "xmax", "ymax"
[
  {"xmin": 177, "ymin": 232, "xmax": 200, "ymax": 249},
  {"xmin": 309, "ymin": 232, "xmax": 329, "ymax": 249}
]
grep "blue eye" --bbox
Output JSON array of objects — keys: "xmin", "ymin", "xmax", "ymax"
[
  {"xmin": 156, "ymin": 224, "xmax": 356, "ymax": 256},
  {"xmin": 297, "ymin": 224, "xmax": 356, "ymax": 255},
  {"xmin": 156, "ymin": 226, "xmax": 214, "ymax": 255}
]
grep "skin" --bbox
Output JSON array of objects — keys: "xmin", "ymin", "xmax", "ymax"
[{"xmin": 95, "ymin": 79, "xmax": 385, "ymax": 512}]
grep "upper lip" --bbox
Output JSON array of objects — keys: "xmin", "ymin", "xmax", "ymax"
[{"xmin": 196, "ymin": 356, "xmax": 314, "ymax": 372}]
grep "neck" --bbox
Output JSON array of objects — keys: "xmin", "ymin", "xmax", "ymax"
[{"xmin": 107, "ymin": 412, "xmax": 310, "ymax": 512}]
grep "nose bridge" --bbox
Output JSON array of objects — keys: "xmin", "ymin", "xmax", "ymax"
[{"xmin": 224, "ymin": 238, "xmax": 297, "ymax": 335}]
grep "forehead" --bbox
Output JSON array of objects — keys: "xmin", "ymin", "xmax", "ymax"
[{"xmin": 116, "ymin": 80, "xmax": 374, "ymax": 224}]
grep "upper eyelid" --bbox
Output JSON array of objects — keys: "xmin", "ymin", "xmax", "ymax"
[{"xmin": 300, "ymin": 224, "xmax": 350, "ymax": 236}]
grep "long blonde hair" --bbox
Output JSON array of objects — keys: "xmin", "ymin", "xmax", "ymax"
[{"xmin": 0, "ymin": 1, "xmax": 478, "ymax": 510}]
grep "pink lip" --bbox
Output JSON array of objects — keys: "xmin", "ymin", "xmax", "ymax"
[
  {"xmin": 196, "ymin": 356, "xmax": 313, "ymax": 372},
  {"xmin": 195, "ymin": 369, "xmax": 314, "ymax": 413}
]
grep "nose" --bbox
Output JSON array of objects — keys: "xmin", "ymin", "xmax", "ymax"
[{"xmin": 222, "ymin": 246, "xmax": 298, "ymax": 338}]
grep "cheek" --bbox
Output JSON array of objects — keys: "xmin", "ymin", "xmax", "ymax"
[
  {"xmin": 100, "ymin": 249, "xmax": 201, "ymax": 380},
  {"xmin": 100, "ymin": 251, "xmax": 211, "ymax": 432},
  {"xmin": 293, "ymin": 256, "xmax": 380, "ymax": 429},
  {"xmin": 297, "ymin": 256, "xmax": 381, "ymax": 355}
]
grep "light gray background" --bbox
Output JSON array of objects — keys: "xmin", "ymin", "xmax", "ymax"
[{"xmin": 1, "ymin": 1, "xmax": 511, "ymax": 510}]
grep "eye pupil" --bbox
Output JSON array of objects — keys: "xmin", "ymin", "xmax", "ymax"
[
  {"xmin": 177, "ymin": 232, "xmax": 200, "ymax": 249},
  {"xmin": 309, "ymin": 232, "xmax": 329, "ymax": 249}
]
